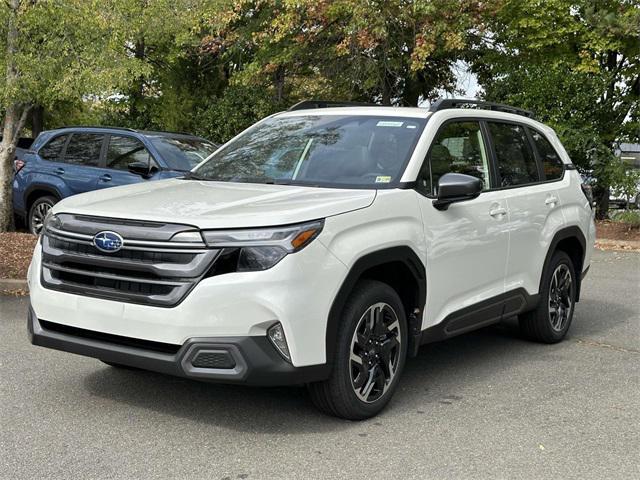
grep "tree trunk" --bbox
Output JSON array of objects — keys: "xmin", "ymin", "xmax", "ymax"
[
  {"xmin": 1, "ymin": 0, "xmax": 25, "ymax": 232},
  {"xmin": 129, "ymin": 38, "xmax": 145, "ymax": 121},
  {"xmin": 0, "ymin": 104, "xmax": 31, "ymax": 232},
  {"xmin": 273, "ymin": 65, "xmax": 285, "ymax": 103},
  {"xmin": 31, "ymin": 105, "xmax": 44, "ymax": 137}
]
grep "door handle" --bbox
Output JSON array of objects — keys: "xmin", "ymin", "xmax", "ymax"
[
  {"xmin": 54, "ymin": 167, "xmax": 65, "ymax": 175},
  {"xmin": 489, "ymin": 206, "xmax": 507, "ymax": 217},
  {"xmin": 545, "ymin": 196, "xmax": 558, "ymax": 206},
  {"xmin": 99, "ymin": 174, "xmax": 112, "ymax": 182}
]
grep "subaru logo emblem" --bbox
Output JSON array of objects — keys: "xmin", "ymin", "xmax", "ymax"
[{"xmin": 93, "ymin": 231, "xmax": 124, "ymax": 253}]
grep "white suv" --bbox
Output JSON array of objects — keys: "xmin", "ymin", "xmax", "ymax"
[{"xmin": 28, "ymin": 99, "xmax": 596, "ymax": 419}]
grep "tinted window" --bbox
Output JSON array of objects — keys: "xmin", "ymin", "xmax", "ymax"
[
  {"xmin": 64, "ymin": 133, "xmax": 103, "ymax": 167},
  {"xmin": 488, "ymin": 122, "xmax": 539, "ymax": 187},
  {"xmin": 106, "ymin": 136, "xmax": 150, "ymax": 171},
  {"xmin": 421, "ymin": 121, "xmax": 490, "ymax": 195},
  {"xmin": 148, "ymin": 136, "xmax": 217, "ymax": 171},
  {"xmin": 194, "ymin": 115, "xmax": 427, "ymax": 187},
  {"xmin": 39, "ymin": 135, "xmax": 68, "ymax": 161},
  {"xmin": 530, "ymin": 129, "xmax": 564, "ymax": 180}
]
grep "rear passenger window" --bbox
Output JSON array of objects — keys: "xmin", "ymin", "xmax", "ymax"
[
  {"xmin": 488, "ymin": 122, "xmax": 539, "ymax": 187},
  {"xmin": 39, "ymin": 135, "xmax": 68, "ymax": 161},
  {"xmin": 106, "ymin": 136, "xmax": 150, "ymax": 171},
  {"xmin": 530, "ymin": 129, "xmax": 564, "ymax": 180},
  {"xmin": 64, "ymin": 133, "xmax": 103, "ymax": 167},
  {"xmin": 421, "ymin": 121, "xmax": 491, "ymax": 195}
]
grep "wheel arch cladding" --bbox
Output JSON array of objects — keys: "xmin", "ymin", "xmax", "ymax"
[
  {"xmin": 26, "ymin": 186, "xmax": 60, "ymax": 210},
  {"xmin": 325, "ymin": 246, "xmax": 426, "ymax": 365},
  {"xmin": 542, "ymin": 226, "xmax": 586, "ymax": 302}
]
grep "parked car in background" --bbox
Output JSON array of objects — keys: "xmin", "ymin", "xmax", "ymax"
[{"xmin": 13, "ymin": 127, "xmax": 217, "ymax": 234}]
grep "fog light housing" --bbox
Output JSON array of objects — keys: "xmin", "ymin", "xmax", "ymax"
[{"xmin": 267, "ymin": 322, "xmax": 291, "ymax": 362}]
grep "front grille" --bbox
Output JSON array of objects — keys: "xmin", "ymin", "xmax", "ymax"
[{"xmin": 40, "ymin": 214, "xmax": 219, "ymax": 307}]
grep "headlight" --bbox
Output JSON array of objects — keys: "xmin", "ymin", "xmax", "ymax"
[
  {"xmin": 202, "ymin": 219, "xmax": 324, "ymax": 272},
  {"xmin": 43, "ymin": 212, "xmax": 61, "ymax": 233}
]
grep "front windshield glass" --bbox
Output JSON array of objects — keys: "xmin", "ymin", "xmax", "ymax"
[
  {"xmin": 192, "ymin": 115, "xmax": 427, "ymax": 187},
  {"xmin": 148, "ymin": 136, "xmax": 218, "ymax": 171}
]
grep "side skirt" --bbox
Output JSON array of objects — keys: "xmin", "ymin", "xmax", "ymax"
[{"xmin": 420, "ymin": 288, "xmax": 540, "ymax": 344}]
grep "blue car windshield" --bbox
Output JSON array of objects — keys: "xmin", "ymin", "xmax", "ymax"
[
  {"xmin": 148, "ymin": 135, "xmax": 218, "ymax": 171},
  {"xmin": 192, "ymin": 115, "xmax": 427, "ymax": 187}
]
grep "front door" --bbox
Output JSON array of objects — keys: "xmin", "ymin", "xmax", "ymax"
[
  {"xmin": 416, "ymin": 119, "xmax": 509, "ymax": 330},
  {"xmin": 95, "ymin": 134, "xmax": 156, "ymax": 190}
]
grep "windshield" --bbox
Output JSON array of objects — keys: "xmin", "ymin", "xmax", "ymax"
[
  {"xmin": 148, "ymin": 135, "xmax": 218, "ymax": 171},
  {"xmin": 192, "ymin": 115, "xmax": 427, "ymax": 187}
]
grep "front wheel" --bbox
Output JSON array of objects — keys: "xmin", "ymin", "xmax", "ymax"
[
  {"xmin": 308, "ymin": 280, "xmax": 408, "ymax": 420},
  {"xmin": 520, "ymin": 251, "xmax": 576, "ymax": 343}
]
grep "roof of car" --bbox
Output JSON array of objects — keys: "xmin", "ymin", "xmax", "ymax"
[{"xmin": 39, "ymin": 126, "xmax": 212, "ymax": 141}]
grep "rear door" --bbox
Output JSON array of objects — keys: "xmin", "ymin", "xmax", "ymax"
[
  {"xmin": 95, "ymin": 134, "xmax": 158, "ymax": 189},
  {"xmin": 485, "ymin": 121, "xmax": 565, "ymax": 296},
  {"xmin": 59, "ymin": 133, "xmax": 106, "ymax": 195}
]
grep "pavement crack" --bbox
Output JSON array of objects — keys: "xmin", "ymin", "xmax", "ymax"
[{"xmin": 575, "ymin": 338, "xmax": 639, "ymax": 354}]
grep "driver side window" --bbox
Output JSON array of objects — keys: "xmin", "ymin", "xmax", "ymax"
[{"xmin": 420, "ymin": 121, "xmax": 491, "ymax": 195}]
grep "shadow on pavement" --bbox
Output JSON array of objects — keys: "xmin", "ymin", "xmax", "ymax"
[{"xmin": 81, "ymin": 299, "xmax": 630, "ymax": 433}]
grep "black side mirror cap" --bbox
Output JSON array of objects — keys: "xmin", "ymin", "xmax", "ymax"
[{"xmin": 433, "ymin": 173, "xmax": 483, "ymax": 211}]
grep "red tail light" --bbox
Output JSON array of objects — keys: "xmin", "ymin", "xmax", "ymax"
[{"xmin": 14, "ymin": 158, "xmax": 25, "ymax": 173}]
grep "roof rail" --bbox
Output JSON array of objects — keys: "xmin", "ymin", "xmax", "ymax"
[
  {"xmin": 59, "ymin": 125, "xmax": 139, "ymax": 132},
  {"xmin": 288, "ymin": 100, "xmax": 380, "ymax": 111},
  {"xmin": 428, "ymin": 99, "xmax": 535, "ymax": 119}
]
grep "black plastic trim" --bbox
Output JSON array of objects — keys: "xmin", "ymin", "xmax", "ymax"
[
  {"xmin": 540, "ymin": 226, "xmax": 587, "ymax": 301},
  {"xmin": 29, "ymin": 307, "xmax": 330, "ymax": 386},
  {"xmin": 326, "ymin": 246, "xmax": 426, "ymax": 364},
  {"xmin": 420, "ymin": 288, "xmax": 540, "ymax": 344}
]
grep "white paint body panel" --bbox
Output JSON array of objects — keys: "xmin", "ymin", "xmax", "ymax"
[{"xmin": 28, "ymin": 106, "xmax": 595, "ymax": 370}]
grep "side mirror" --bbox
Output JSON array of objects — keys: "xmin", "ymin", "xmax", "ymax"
[
  {"xmin": 127, "ymin": 161, "xmax": 152, "ymax": 178},
  {"xmin": 433, "ymin": 173, "xmax": 483, "ymax": 211}
]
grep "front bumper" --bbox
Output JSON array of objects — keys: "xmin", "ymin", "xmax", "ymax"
[{"xmin": 28, "ymin": 306, "xmax": 329, "ymax": 386}]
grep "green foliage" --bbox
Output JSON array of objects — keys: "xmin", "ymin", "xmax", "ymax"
[
  {"xmin": 192, "ymin": 84, "xmax": 284, "ymax": 143},
  {"xmin": 611, "ymin": 209, "xmax": 640, "ymax": 227}
]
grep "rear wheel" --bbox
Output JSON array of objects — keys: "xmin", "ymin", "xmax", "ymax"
[
  {"xmin": 308, "ymin": 280, "xmax": 408, "ymax": 420},
  {"xmin": 28, "ymin": 195, "xmax": 57, "ymax": 235},
  {"xmin": 520, "ymin": 251, "xmax": 576, "ymax": 343}
]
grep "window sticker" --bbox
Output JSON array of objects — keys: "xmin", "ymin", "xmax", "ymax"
[
  {"xmin": 376, "ymin": 121, "xmax": 404, "ymax": 127},
  {"xmin": 406, "ymin": 124, "xmax": 417, "ymax": 129},
  {"xmin": 375, "ymin": 175, "xmax": 392, "ymax": 183}
]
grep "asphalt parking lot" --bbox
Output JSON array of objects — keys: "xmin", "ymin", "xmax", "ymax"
[{"xmin": 1, "ymin": 249, "xmax": 638, "ymax": 479}]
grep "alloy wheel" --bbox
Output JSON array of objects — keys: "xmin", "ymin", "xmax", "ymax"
[
  {"xmin": 548, "ymin": 264, "xmax": 573, "ymax": 332},
  {"xmin": 349, "ymin": 302, "xmax": 402, "ymax": 403},
  {"xmin": 30, "ymin": 201, "xmax": 52, "ymax": 235}
]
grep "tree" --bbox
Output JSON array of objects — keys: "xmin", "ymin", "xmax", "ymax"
[
  {"xmin": 0, "ymin": 0, "xmax": 147, "ymax": 231},
  {"xmin": 206, "ymin": 0, "xmax": 484, "ymax": 106},
  {"xmin": 472, "ymin": 0, "xmax": 640, "ymax": 218}
]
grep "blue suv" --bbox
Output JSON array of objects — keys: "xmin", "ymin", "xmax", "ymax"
[{"xmin": 13, "ymin": 127, "xmax": 217, "ymax": 234}]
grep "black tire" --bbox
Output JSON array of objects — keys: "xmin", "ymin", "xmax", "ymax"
[
  {"xmin": 308, "ymin": 280, "xmax": 408, "ymax": 420},
  {"xmin": 28, "ymin": 195, "xmax": 57, "ymax": 235},
  {"xmin": 520, "ymin": 251, "xmax": 577, "ymax": 343}
]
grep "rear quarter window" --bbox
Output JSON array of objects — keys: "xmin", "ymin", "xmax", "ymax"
[{"xmin": 530, "ymin": 129, "xmax": 564, "ymax": 180}]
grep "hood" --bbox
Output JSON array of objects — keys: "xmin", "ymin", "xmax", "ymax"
[{"xmin": 53, "ymin": 179, "xmax": 376, "ymax": 229}]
